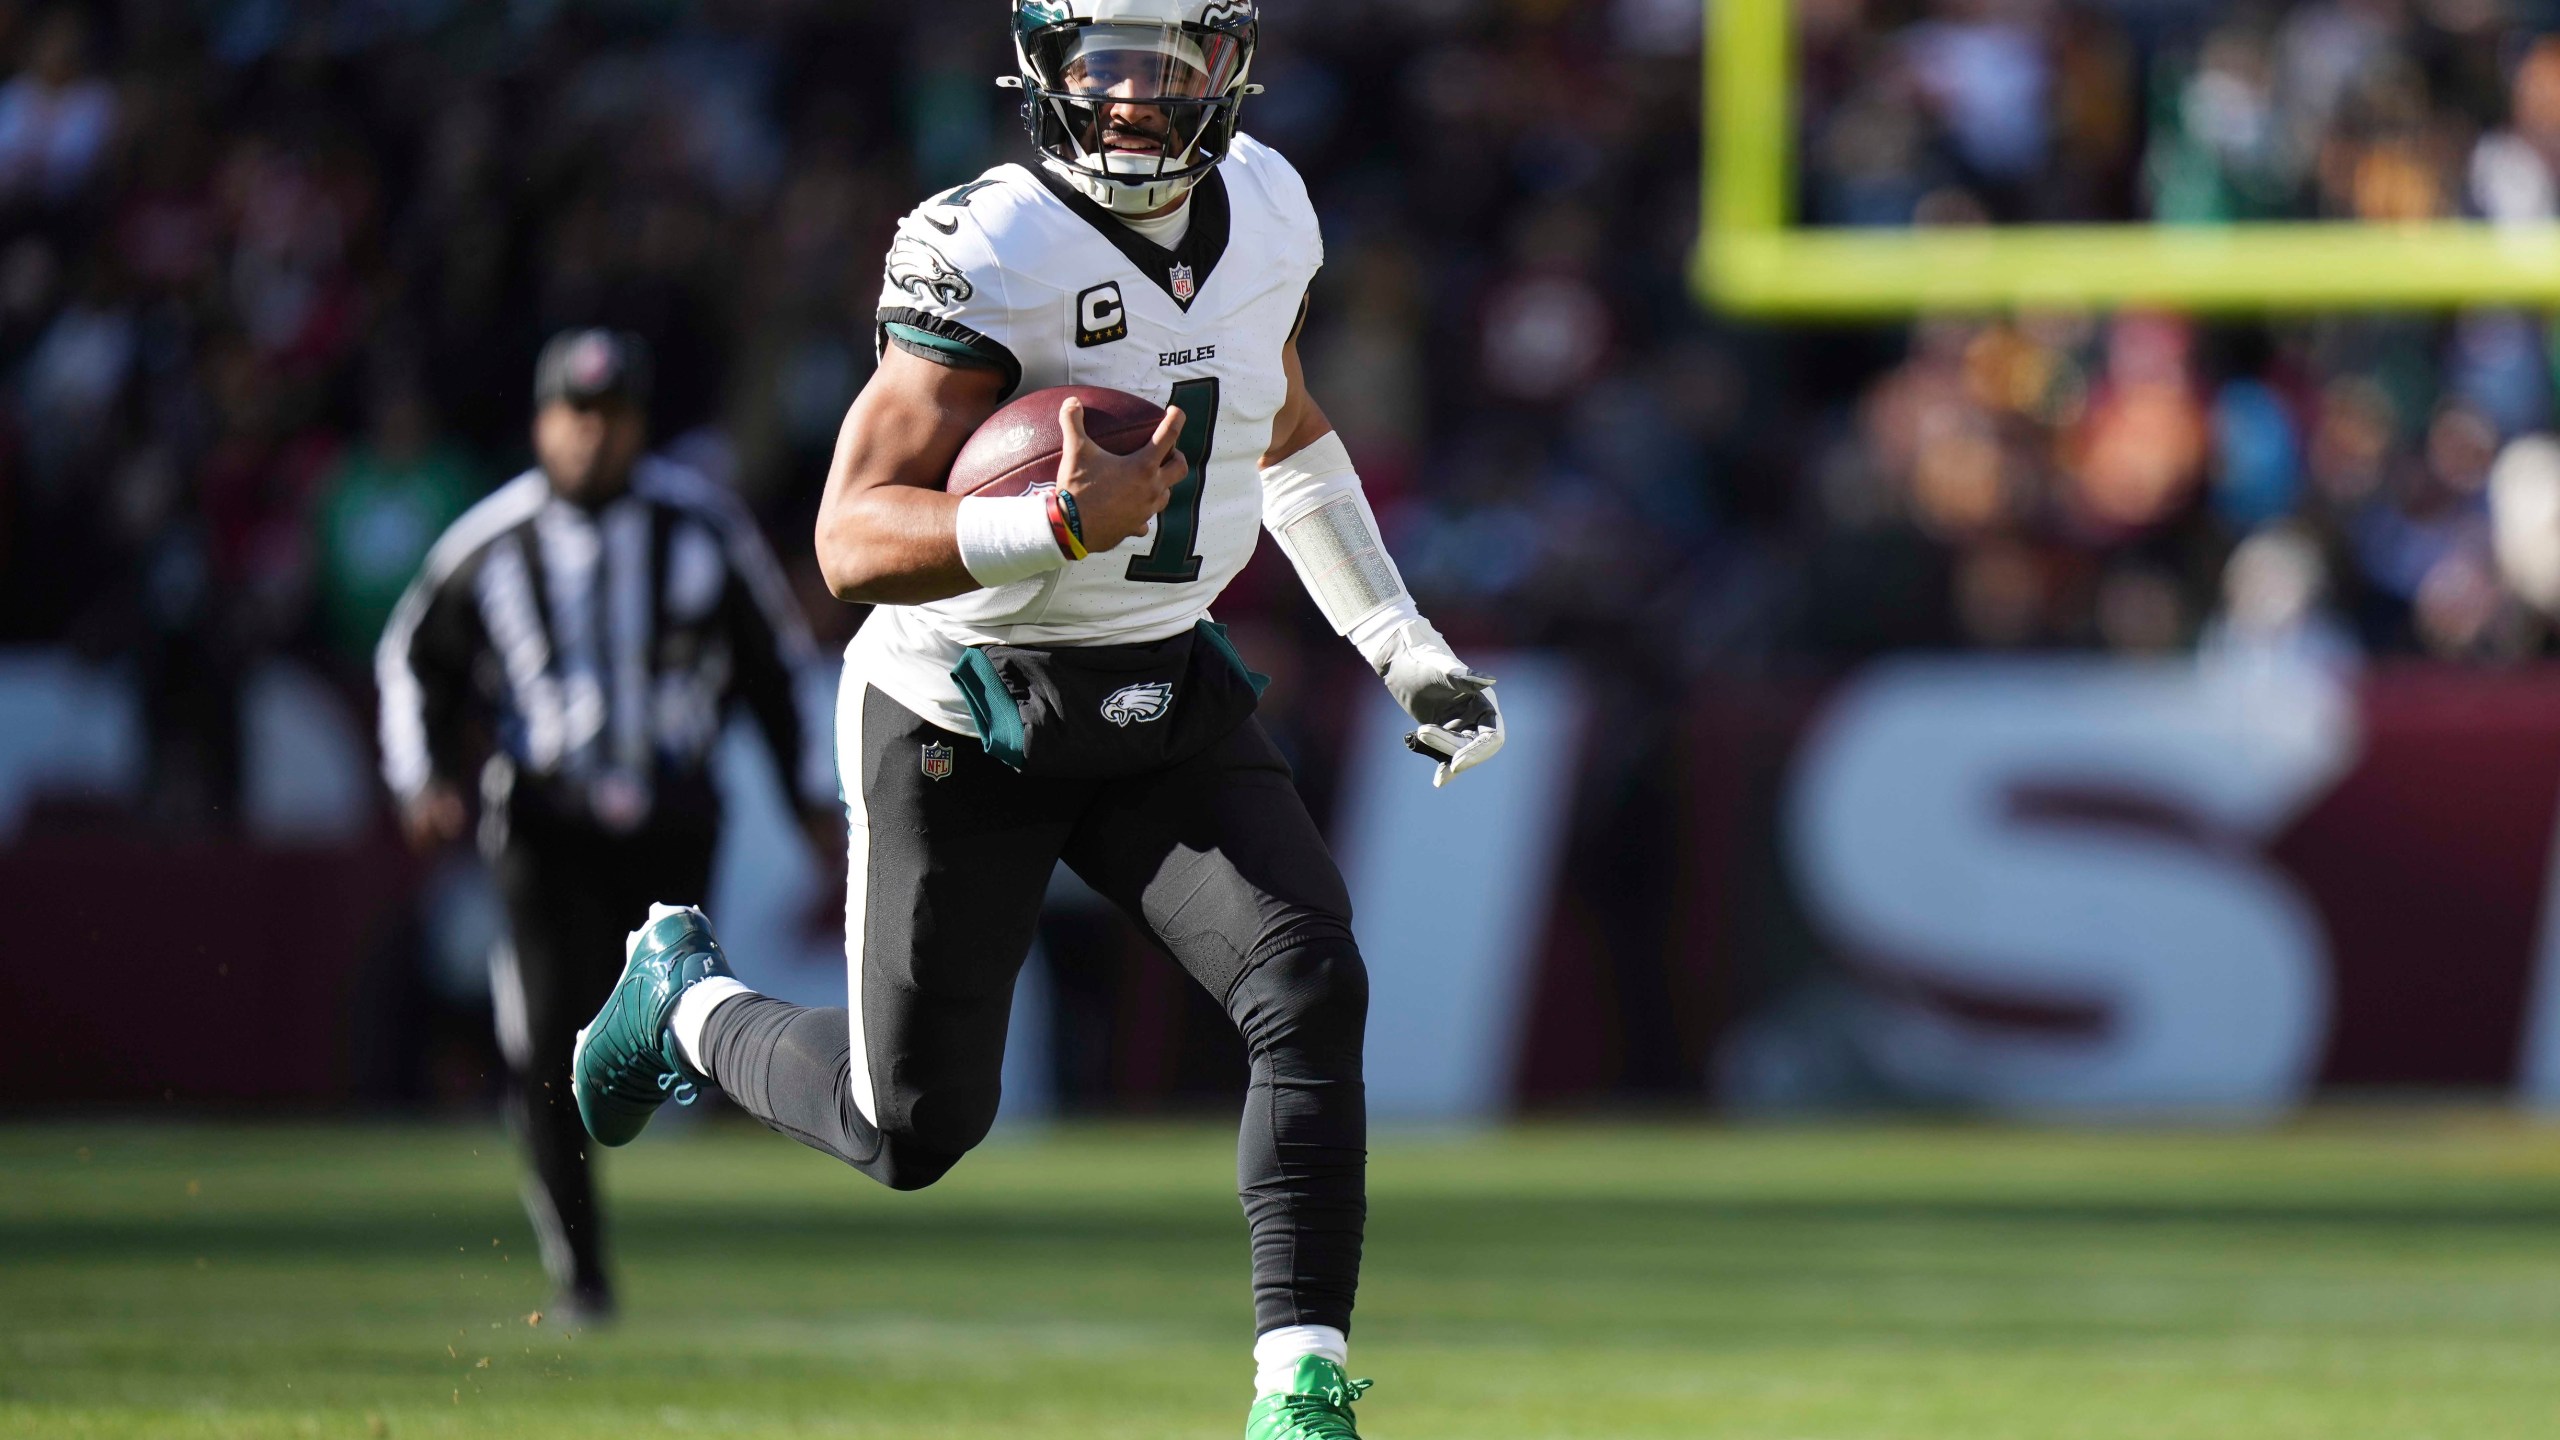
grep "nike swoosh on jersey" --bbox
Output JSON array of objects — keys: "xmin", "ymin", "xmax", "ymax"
[{"xmin": 924, "ymin": 213, "xmax": 959, "ymax": 234}]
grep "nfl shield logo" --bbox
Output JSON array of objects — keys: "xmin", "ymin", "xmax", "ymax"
[
  {"xmin": 920, "ymin": 742, "xmax": 954, "ymax": 781},
  {"xmin": 1169, "ymin": 262, "xmax": 1195, "ymax": 302}
]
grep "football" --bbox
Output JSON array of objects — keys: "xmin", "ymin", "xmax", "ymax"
[{"xmin": 946, "ymin": 384, "xmax": 1167, "ymax": 498}]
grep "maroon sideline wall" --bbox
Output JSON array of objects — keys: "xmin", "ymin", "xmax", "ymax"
[{"xmin": 12, "ymin": 664, "xmax": 2560, "ymax": 1111}]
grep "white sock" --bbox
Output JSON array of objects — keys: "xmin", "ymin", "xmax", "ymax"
[
  {"xmin": 1253, "ymin": 1324, "xmax": 1348, "ymax": 1398},
  {"xmin": 669, "ymin": 977, "xmax": 753, "ymax": 1074}
]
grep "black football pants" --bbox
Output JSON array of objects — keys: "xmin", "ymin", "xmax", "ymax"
[
  {"xmin": 490, "ymin": 809, "xmax": 716, "ymax": 1299},
  {"xmin": 699, "ymin": 683, "xmax": 1369, "ymax": 1335}
]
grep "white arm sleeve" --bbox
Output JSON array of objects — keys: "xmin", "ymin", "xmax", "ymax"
[{"xmin": 1260, "ymin": 432, "xmax": 1422, "ymax": 665}]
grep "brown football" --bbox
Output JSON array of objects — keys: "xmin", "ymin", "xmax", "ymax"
[{"xmin": 945, "ymin": 385, "xmax": 1167, "ymax": 498}]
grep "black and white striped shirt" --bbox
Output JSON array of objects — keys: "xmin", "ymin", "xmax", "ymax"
[{"xmin": 376, "ymin": 457, "xmax": 830, "ymax": 833}]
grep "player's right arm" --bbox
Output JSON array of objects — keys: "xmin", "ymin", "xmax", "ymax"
[
  {"xmin": 815, "ymin": 344, "xmax": 1187, "ymax": 607},
  {"xmin": 813, "ymin": 346, "xmax": 1004, "ymax": 606},
  {"xmin": 822, "ymin": 190, "xmax": 1186, "ymax": 608}
]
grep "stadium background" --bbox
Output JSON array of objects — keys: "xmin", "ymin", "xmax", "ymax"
[
  {"xmin": 13, "ymin": 5, "xmax": 2560, "ymax": 1439},
  {"xmin": 16, "ymin": 0, "xmax": 2560, "ymax": 1119}
]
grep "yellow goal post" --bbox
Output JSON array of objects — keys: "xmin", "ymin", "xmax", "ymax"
[{"xmin": 1693, "ymin": 0, "xmax": 2560, "ymax": 316}]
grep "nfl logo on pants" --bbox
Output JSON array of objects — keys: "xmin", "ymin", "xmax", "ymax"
[{"xmin": 920, "ymin": 742, "xmax": 953, "ymax": 781}]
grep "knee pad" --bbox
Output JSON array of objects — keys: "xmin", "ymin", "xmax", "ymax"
[
  {"xmin": 1229, "ymin": 935, "xmax": 1369, "ymax": 1060},
  {"xmin": 868, "ymin": 1135, "xmax": 968, "ymax": 1192},
  {"xmin": 871, "ymin": 1079, "xmax": 999, "ymax": 1190}
]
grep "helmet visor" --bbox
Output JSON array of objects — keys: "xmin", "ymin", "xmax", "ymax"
[{"xmin": 1023, "ymin": 22, "xmax": 1247, "ymax": 163}]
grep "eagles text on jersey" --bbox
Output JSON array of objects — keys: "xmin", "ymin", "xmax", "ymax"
[{"xmin": 857, "ymin": 134, "xmax": 1322, "ymax": 736}]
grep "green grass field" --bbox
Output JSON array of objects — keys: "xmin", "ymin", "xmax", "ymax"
[{"xmin": 7, "ymin": 1118, "xmax": 2560, "ymax": 1439}]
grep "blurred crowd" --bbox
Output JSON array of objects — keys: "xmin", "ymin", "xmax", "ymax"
[
  {"xmin": 1803, "ymin": 0, "xmax": 2560, "ymax": 229},
  {"xmin": 0, "ymin": 0, "xmax": 935, "ymax": 823},
  {"xmin": 14, "ymin": 0, "xmax": 2560, "ymax": 834},
  {"xmin": 1793, "ymin": 0, "xmax": 2560, "ymax": 661}
]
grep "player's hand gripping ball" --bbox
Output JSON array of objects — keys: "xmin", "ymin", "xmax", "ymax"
[{"xmin": 948, "ymin": 385, "xmax": 1188, "ymax": 554}]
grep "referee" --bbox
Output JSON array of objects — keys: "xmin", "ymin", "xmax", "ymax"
[{"xmin": 376, "ymin": 329, "xmax": 836, "ymax": 1322}]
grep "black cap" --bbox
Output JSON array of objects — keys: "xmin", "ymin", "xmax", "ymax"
[{"xmin": 534, "ymin": 328, "xmax": 652, "ymax": 409}]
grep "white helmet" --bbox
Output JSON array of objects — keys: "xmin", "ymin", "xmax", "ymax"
[{"xmin": 1006, "ymin": 0, "xmax": 1260, "ymax": 216}]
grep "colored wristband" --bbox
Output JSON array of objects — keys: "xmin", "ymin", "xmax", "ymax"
[
  {"xmin": 1055, "ymin": 488, "xmax": 1086, "ymax": 548},
  {"xmin": 1046, "ymin": 488, "xmax": 1089, "ymax": 560}
]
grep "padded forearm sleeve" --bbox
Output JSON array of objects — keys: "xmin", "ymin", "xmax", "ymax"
[{"xmin": 1260, "ymin": 432, "xmax": 1420, "ymax": 659}]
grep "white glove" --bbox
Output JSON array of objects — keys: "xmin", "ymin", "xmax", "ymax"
[{"xmin": 1367, "ymin": 618, "xmax": 1503, "ymax": 787}]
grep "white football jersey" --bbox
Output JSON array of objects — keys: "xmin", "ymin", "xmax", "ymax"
[{"xmin": 850, "ymin": 135, "xmax": 1321, "ymax": 735}]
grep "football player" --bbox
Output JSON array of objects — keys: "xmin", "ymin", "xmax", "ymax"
[{"xmin": 571, "ymin": 5, "xmax": 1499, "ymax": 1434}]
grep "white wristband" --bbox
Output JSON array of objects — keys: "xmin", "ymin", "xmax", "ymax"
[{"xmin": 955, "ymin": 492, "xmax": 1067, "ymax": 588}]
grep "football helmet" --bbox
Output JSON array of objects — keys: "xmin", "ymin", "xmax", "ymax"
[{"xmin": 1007, "ymin": 0, "xmax": 1259, "ymax": 216}]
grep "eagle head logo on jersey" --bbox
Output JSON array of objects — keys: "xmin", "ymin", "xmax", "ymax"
[
  {"xmin": 886, "ymin": 234, "xmax": 973, "ymax": 307},
  {"xmin": 1100, "ymin": 681, "xmax": 1176, "ymax": 727},
  {"xmin": 1010, "ymin": 1, "xmax": 1260, "ymax": 217}
]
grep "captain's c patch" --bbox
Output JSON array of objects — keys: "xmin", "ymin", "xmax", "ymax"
[{"xmin": 1076, "ymin": 282, "xmax": 1127, "ymax": 348}]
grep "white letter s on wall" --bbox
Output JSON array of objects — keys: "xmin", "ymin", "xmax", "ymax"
[{"xmin": 1786, "ymin": 658, "xmax": 2356, "ymax": 1117}]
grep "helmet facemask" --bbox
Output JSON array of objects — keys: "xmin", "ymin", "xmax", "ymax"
[{"xmin": 1014, "ymin": 20, "xmax": 1253, "ymax": 216}]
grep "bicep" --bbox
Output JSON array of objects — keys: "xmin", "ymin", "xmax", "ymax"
[
  {"xmin": 814, "ymin": 345, "xmax": 1010, "ymax": 602},
  {"xmin": 1261, "ymin": 331, "xmax": 1336, "ymax": 469},
  {"xmin": 827, "ymin": 344, "xmax": 1010, "ymax": 503}
]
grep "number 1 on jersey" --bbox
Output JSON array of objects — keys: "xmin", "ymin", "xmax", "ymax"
[{"xmin": 1126, "ymin": 377, "xmax": 1218, "ymax": 584}]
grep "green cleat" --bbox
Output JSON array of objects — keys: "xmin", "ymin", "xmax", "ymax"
[
  {"xmin": 1246, "ymin": 1357, "xmax": 1373, "ymax": 1440},
  {"xmin": 571, "ymin": 903, "xmax": 734, "ymax": 1147}
]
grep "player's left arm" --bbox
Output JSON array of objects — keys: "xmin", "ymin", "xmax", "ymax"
[{"xmin": 1260, "ymin": 329, "xmax": 1502, "ymax": 787}]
